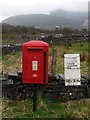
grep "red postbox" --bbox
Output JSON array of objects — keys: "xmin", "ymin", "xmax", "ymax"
[{"xmin": 22, "ymin": 40, "xmax": 48, "ymax": 84}]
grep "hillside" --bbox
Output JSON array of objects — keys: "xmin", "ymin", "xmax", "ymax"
[
  {"xmin": 50, "ymin": 9, "xmax": 87, "ymax": 21},
  {"xmin": 2, "ymin": 10, "xmax": 88, "ymax": 29}
]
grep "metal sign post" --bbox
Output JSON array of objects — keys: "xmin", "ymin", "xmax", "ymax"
[{"xmin": 33, "ymin": 84, "xmax": 37, "ymax": 112}]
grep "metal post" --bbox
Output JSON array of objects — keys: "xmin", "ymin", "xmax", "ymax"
[{"xmin": 33, "ymin": 84, "xmax": 37, "ymax": 112}]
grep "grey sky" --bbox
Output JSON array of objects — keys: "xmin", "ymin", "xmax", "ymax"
[{"xmin": 0, "ymin": 0, "xmax": 89, "ymax": 22}]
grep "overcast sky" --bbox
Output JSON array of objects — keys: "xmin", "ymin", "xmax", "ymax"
[{"xmin": 0, "ymin": 0, "xmax": 89, "ymax": 22}]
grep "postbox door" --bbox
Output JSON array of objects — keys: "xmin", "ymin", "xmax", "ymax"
[{"xmin": 23, "ymin": 48, "xmax": 44, "ymax": 84}]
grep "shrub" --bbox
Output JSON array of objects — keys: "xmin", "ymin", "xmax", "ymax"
[
  {"xmin": 80, "ymin": 53, "xmax": 86, "ymax": 62},
  {"xmin": 80, "ymin": 43, "xmax": 83, "ymax": 47}
]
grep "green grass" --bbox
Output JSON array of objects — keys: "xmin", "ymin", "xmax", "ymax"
[
  {"xmin": 69, "ymin": 42, "xmax": 88, "ymax": 52},
  {"xmin": 2, "ymin": 51, "xmax": 22, "ymax": 73},
  {"xmin": 2, "ymin": 97, "xmax": 90, "ymax": 118}
]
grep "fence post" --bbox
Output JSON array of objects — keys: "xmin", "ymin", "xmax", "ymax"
[{"xmin": 51, "ymin": 48, "xmax": 57, "ymax": 76}]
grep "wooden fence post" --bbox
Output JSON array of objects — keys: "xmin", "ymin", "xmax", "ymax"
[{"xmin": 51, "ymin": 48, "xmax": 57, "ymax": 76}]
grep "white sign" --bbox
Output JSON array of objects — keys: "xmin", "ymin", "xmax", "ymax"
[
  {"xmin": 64, "ymin": 54, "xmax": 81, "ymax": 86},
  {"xmin": 32, "ymin": 61, "xmax": 38, "ymax": 71}
]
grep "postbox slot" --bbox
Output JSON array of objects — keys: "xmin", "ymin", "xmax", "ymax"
[
  {"xmin": 27, "ymin": 47, "xmax": 43, "ymax": 51},
  {"xmin": 43, "ymin": 51, "xmax": 46, "ymax": 83}
]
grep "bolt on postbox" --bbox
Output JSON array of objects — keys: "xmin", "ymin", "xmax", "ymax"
[{"xmin": 22, "ymin": 40, "xmax": 48, "ymax": 84}]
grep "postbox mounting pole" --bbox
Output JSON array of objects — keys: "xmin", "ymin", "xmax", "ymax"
[{"xmin": 33, "ymin": 84, "xmax": 37, "ymax": 112}]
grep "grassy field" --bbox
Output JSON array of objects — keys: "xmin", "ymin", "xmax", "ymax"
[
  {"xmin": 2, "ymin": 41, "xmax": 90, "ymax": 119},
  {"xmin": 2, "ymin": 42, "xmax": 89, "ymax": 74},
  {"xmin": 2, "ymin": 97, "xmax": 90, "ymax": 118}
]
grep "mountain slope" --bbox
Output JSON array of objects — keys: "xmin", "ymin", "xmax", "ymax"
[
  {"xmin": 2, "ymin": 11, "xmax": 87, "ymax": 29},
  {"xmin": 50, "ymin": 9, "xmax": 87, "ymax": 21}
]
